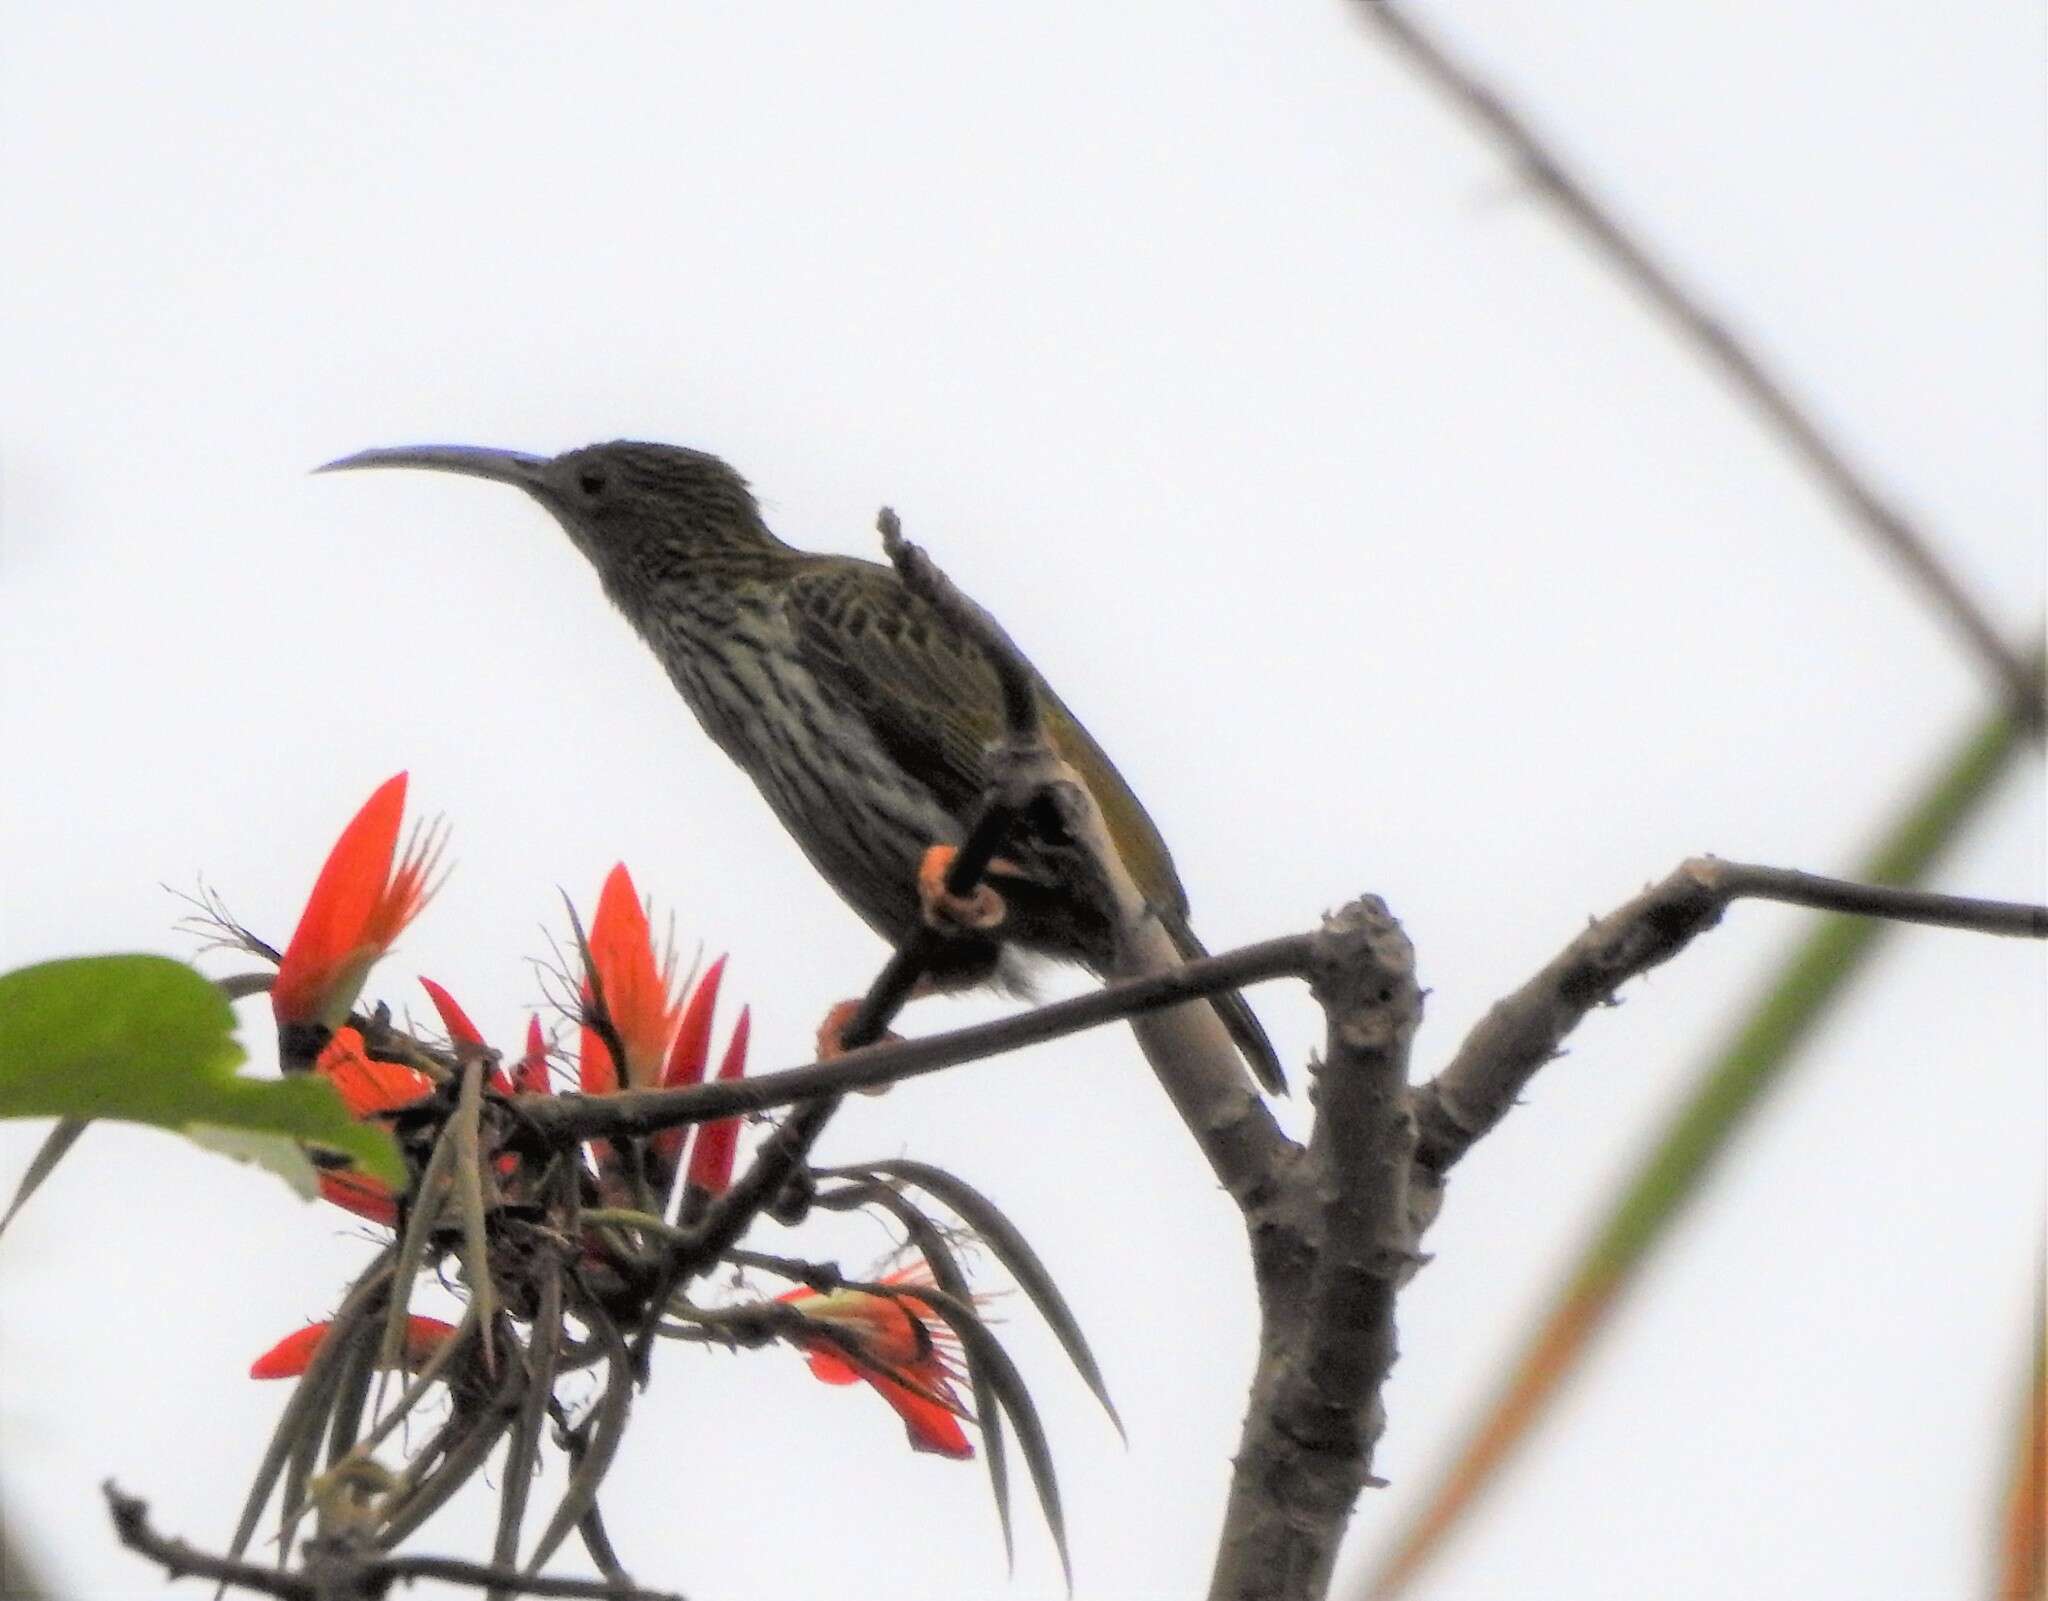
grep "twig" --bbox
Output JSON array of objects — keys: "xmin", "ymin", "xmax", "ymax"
[
  {"xmin": 452, "ymin": 1053, "xmax": 499, "ymax": 1374},
  {"xmin": 111, "ymin": 1478, "xmax": 682, "ymax": 1601},
  {"xmin": 522, "ymin": 1295, "xmax": 634, "ymax": 1578},
  {"xmin": 1409, "ymin": 854, "xmax": 2048, "ymax": 1175},
  {"xmin": 1693, "ymin": 859, "xmax": 2048, "ymax": 935},
  {"xmin": 377, "ymin": 1554, "xmax": 685, "ymax": 1601},
  {"xmin": 511, "ymin": 933, "xmax": 1315, "ymax": 1150},
  {"xmin": 547, "ymin": 1405, "xmax": 638, "ymax": 1592},
  {"xmin": 106, "ymin": 1483, "xmax": 310, "ymax": 1599},
  {"xmin": 1354, "ymin": 0, "xmax": 2045, "ymax": 732}
]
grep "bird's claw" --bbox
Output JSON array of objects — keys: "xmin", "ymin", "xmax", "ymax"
[
  {"xmin": 917, "ymin": 844, "xmax": 1008, "ymax": 934},
  {"xmin": 816, "ymin": 998, "xmax": 901, "ymax": 1095}
]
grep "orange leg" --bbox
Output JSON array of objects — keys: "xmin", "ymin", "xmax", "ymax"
[
  {"xmin": 815, "ymin": 997, "xmax": 904, "ymax": 1061},
  {"xmin": 917, "ymin": 844, "xmax": 1009, "ymax": 934},
  {"xmin": 815, "ymin": 996, "xmax": 914, "ymax": 1096}
]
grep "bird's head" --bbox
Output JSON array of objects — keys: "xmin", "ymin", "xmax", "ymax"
[{"xmin": 317, "ymin": 439, "xmax": 781, "ymax": 590}]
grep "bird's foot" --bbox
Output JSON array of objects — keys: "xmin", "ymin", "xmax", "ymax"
[
  {"xmin": 816, "ymin": 999, "xmax": 902, "ymax": 1096},
  {"xmin": 917, "ymin": 844, "xmax": 1009, "ymax": 934}
]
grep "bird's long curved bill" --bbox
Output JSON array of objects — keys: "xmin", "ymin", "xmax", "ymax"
[{"xmin": 314, "ymin": 445, "xmax": 549, "ymax": 487}]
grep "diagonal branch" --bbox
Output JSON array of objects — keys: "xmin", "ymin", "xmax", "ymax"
[
  {"xmin": 1354, "ymin": 0, "xmax": 2045, "ymax": 732},
  {"xmin": 1410, "ymin": 854, "xmax": 2047, "ymax": 1176},
  {"xmin": 106, "ymin": 1482, "xmax": 310, "ymax": 1598},
  {"xmin": 109, "ymin": 1479, "xmax": 686, "ymax": 1601},
  {"xmin": 511, "ymin": 932, "xmax": 1314, "ymax": 1149}
]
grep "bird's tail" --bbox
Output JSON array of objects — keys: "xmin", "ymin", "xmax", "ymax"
[{"xmin": 1159, "ymin": 911, "xmax": 1287, "ymax": 1096}]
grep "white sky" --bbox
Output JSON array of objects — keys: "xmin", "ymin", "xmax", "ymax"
[{"xmin": 2, "ymin": 4, "xmax": 2042, "ymax": 1599}]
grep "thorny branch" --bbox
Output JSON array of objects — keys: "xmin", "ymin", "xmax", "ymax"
[
  {"xmin": 1353, "ymin": 0, "xmax": 2046, "ymax": 735},
  {"xmin": 105, "ymin": 1483, "xmax": 684, "ymax": 1601},
  {"xmin": 1412, "ymin": 856, "xmax": 2048, "ymax": 1175}
]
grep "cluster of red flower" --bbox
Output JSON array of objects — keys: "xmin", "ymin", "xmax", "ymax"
[{"xmin": 245, "ymin": 774, "xmax": 973, "ymax": 1460}]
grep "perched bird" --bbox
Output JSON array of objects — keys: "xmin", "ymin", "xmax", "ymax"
[{"xmin": 319, "ymin": 441, "xmax": 1284, "ymax": 1094}]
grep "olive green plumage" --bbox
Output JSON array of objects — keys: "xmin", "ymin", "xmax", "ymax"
[{"xmin": 320, "ymin": 439, "xmax": 1284, "ymax": 1094}]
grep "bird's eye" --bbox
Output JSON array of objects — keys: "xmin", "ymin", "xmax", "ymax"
[{"xmin": 576, "ymin": 468, "xmax": 608, "ymax": 497}]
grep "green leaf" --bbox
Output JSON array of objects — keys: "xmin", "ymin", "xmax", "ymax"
[
  {"xmin": 183, "ymin": 1126, "xmax": 321, "ymax": 1198},
  {"xmin": 0, "ymin": 955, "xmax": 402, "ymax": 1188}
]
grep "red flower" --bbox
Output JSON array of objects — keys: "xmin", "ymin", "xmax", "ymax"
[
  {"xmin": 417, "ymin": 978, "xmax": 552, "ymax": 1102},
  {"xmin": 578, "ymin": 865, "xmax": 680, "ymax": 1094},
  {"xmin": 683, "ymin": 1005, "xmax": 751, "ymax": 1196},
  {"xmin": 417, "ymin": 976, "xmax": 484, "ymax": 1048},
  {"xmin": 318, "ymin": 1026, "xmax": 433, "ymax": 1117},
  {"xmin": 661, "ymin": 957, "xmax": 727, "ymax": 1092},
  {"xmin": 311, "ymin": 1026, "xmax": 432, "ymax": 1224},
  {"xmin": 778, "ymin": 1264, "xmax": 974, "ymax": 1460},
  {"xmin": 273, "ymin": 774, "xmax": 443, "ymax": 1031},
  {"xmin": 513, "ymin": 1015, "xmax": 552, "ymax": 1096},
  {"xmin": 418, "ymin": 975, "xmax": 520, "ymax": 1098},
  {"xmin": 653, "ymin": 956, "xmax": 726, "ymax": 1166},
  {"xmin": 317, "ymin": 1169, "xmax": 400, "ymax": 1226},
  {"xmin": 250, "ymin": 1315, "xmax": 459, "ymax": 1379}
]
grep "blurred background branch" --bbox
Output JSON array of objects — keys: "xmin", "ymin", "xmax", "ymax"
[{"xmin": 1353, "ymin": 0, "xmax": 2045, "ymax": 735}]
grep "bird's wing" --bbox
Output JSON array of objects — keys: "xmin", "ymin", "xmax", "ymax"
[{"xmin": 781, "ymin": 560, "xmax": 1191, "ymax": 918}]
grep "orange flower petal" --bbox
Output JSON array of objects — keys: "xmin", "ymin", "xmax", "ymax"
[
  {"xmin": 662, "ymin": 957, "xmax": 726, "ymax": 1091},
  {"xmin": 782, "ymin": 1293, "xmax": 974, "ymax": 1465},
  {"xmin": 417, "ymin": 976, "xmax": 485, "ymax": 1047},
  {"xmin": 781, "ymin": 1262, "xmax": 973, "ymax": 1455},
  {"xmin": 418, "ymin": 977, "xmax": 517, "ymax": 1094},
  {"xmin": 655, "ymin": 958, "xmax": 727, "ymax": 1165},
  {"xmin": 249, "ymin": 1315, "xmax": 458, "ymax": 1379},
  {"xmin": 867, "ymin": 1370, "xmax": 974, "ymax": 1460},
  {"xmin": 514, "ymin": 1015, "xmax": 552, "ymax": 1096},
  {"xmin": 316, "ymin": 1027, "xmax": 433, "ymax": 1118},
  {"xmin": 318, "ymin": 1168, "xmax": 398, "ymax": 1225},
  {"xmin": 308, "ymin": 1027, "xmax": 427, "ymax": 1223},
  {"xmin": 579, "ymin": 865, "xmax": 679, "ymax": 1094},
  {"xmin": 805, "ymin": 1348, "xmax": 863, "ymax": 1386},
  {"xmin": 273, "ymin": 775, "xmax": 408, "ymax": 1026},
  {"xmin": 363, "ymin": 818, "xmax": 444, "ymax": 951},
  {"xmin": 683, "ymin": 1005, "xmax": 750, "ymax": 1194}
]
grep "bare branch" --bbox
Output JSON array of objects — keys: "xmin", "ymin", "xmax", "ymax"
[
  {"xmin": 105, "ymin": 1483, "xmax": 311, "ymax": 1599},
  {"xmin": 1694, "ymin": 859, "xmax": 2048, "ymax": 936},
  {"xmin": 110, "ymin": 1478, "xmax": 684, "ymax": 1601},
  {"xmin": 378, "ymin": 1553, "xmax": 686, "ymax": 1601},
  {"xmin": 512, "ymin": 933, "xmax": 1313, "ymax": 1152},
  {"xmin": 1354, "ymin": 0, "xmax": 2045, "ymax": 732},
  {"xmin": 1411, "ymin": 855, "xmax": 2047, "ymax": 1175}
]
